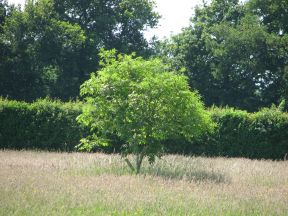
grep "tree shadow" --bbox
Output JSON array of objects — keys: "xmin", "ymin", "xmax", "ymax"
[{"xmin": 142, "ymin": 167, "xmax": 229, "ymax": 183}]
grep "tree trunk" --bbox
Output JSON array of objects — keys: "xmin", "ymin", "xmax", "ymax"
[{"xmin": 135, "ymin": 151, "xmax": 145, "ymax": 174}]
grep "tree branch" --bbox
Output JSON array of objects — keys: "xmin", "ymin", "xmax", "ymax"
[{"xmin": 125, "ymin": 158, "xmax": 135, "ymax": 172}]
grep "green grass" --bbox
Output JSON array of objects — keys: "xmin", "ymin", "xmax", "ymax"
[{"xmin": 0, "ymin": 151, "xmax": 287, "ymax": 215}]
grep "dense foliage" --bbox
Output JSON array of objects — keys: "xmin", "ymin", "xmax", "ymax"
[
  {"xmin": 77, "ymin": 50, "xmax": 214, "ymax": 173},
  {"xmin": 0, "ymin": 0, "xmax": 159, "ymax": 101},
  {"xmin": 0, "ymin": 98, "xmax": 84, "ymax": 151},
  {"xmin": 167, "ymin": 107, "xmax": 288, "ymax": 160},
  {"xmin": 157, "ymin": 0, "xmax": 288, "ymax": 111},
  {"xmin": 0, "ymin": 99, "xmax": 287, "ymax": 159}
]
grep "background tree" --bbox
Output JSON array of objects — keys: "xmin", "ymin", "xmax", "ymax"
[
  {"xmin": 77, "ymin": 50, "xmax": 214, "ymax": 173},
  {"xmin": 247, "ymin": 0, "xmax": 288, "ymax": 104},
  {"xmin": 0, "ymin": 0, "xmax": 86, "ymax": 100},
  {"xmin": 203, "ymin": 14, "xmax": 286, "ymax": 109},
  {"xmin": 0, "ymin": 0, "xmax": 159, "ymax": 101},
  {"xmin": 247, "ymin": 0, "xmax": 288, "ymax": 35},
  {"xmin": 54, "ymin": 0, "xmax": 159, "ymax": 55},
  {"xmin": 157, "ymin": 0, "xmax": 288, "ymax": 111},
  {"xmin": 0, "ymin": 0, "xmax": 15, "ymax": 98}
]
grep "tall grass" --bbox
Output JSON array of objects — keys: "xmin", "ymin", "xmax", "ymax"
[{"xmin": 0, "ymin": 151, "xmax": 287, "ymax": 215}]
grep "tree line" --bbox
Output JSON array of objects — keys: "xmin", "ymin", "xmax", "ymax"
[{"xmin": 0, "ymin": 0, "xmax": 287, "ymax": 111}]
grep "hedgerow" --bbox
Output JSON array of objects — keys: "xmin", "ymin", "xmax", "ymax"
[
  {"xmin": 166, "ymin": 107, "xmax": 288, "ymax": 159},
  {"xmin": 0, "ymin": 98, "xmax": 83, "ymax": 151},
  {"xmin": 1, "ymin": 99, "xmax": 287, "ymax": 159}
]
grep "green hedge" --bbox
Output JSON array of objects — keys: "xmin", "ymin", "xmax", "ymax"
[
  {"xmin": 165, "ymin": 107, "xmax": 288, "ymax": 159},
  {"xmin": 1, "ymin": 99, "xmax": 288, "ymax": 159},
  {"xmin": 0, "ymin": 98, "xmax": 84, "ymax": 151}
]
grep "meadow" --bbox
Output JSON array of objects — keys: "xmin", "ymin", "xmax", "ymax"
[{"xmin": 0, "ymin": 151, "xmax": 287, "ymax": 216}]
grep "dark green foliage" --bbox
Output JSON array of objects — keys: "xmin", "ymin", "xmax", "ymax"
[
  {"xmin": 0, "ymin": 98, "xmax": 84, "ymax": 151},
  {"xmin": 0, "ymin": 0, "xmax": 159, "ymax": 101},
  {"xmin": 166, "ymin": 107, "xmax": 288, "ymax": 160},
  {"xmin": 248, "ymin": 0, "xmax": 288, "ymax": 35},
  {"xmin": 0, "ymin": 0, "xmax": 87, "ymax": 101},
  {"xmin": 157, "ymin": 0, "xmax": 288, "ymax": 111}
]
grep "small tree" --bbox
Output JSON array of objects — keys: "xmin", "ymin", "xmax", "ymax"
[{"xmin": 77, "ymin": 49, "xmax": 214, "ymax": 173}]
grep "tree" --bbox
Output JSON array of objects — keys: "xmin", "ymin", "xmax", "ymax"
[
  {"xmin": 0, "ymin": 0, "xmax": 86, "ymax": 100},
  {"xmin": 77, "ymin": 49, "xmax": 214, "ymax": 173},
  {"xmin": 155, "ymin": 0, "xmax": 247, "ymax": 109},
  {"xmin": 0, "ymin": 0, "xmax": 159, "ymax": 101},
  {"xmin": 54, "ymin": 0, "xmax": 159, "ymax": 56},
  {"xmin": 247, "ymin": 0, "xmax": 288, "ymax": 103},
  {"xmin": 0, "ymin": 0, "xmax": 15, "ymax": 98},
  {"xmin": 247, "ymin": 0, "xmax": 288, "ymax": 35},
  {"xmin": 203, "ymin": 14, "xmax": 285, "ymax": 109},
  {"xmin": 156, "ymin": 0, "xmax": 288, "ymax": 111}
]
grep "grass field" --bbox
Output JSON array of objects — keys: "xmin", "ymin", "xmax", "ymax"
[{"xmin": 0, "ymin": 150, "xmax": 287, "ymax": 216}]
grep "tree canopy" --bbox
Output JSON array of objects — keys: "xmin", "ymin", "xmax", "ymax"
[
  {"xmin": 0, "ymin": 0, "xmax": 159, "ymax": 101},
  {"xmin": 157, "ymin": 0, "xmax": 288, "ymax": 111},
  {"xmin": 77, "ymin": 50, "xmax": 214, "ymax": 173}
]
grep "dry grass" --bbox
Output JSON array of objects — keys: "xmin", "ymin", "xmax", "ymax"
[{"xmin": 0, "ymin": 150, "xmax": 288, "ymax": 215}]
